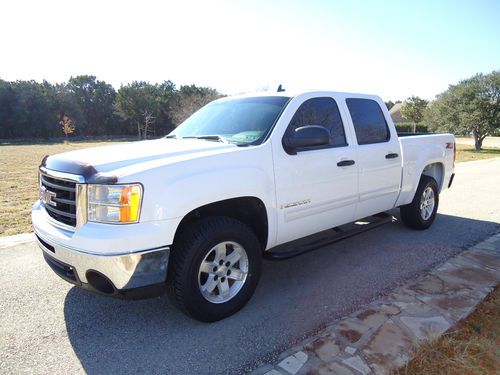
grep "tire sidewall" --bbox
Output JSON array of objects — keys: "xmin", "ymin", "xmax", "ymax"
[
  {"xmin": 415, "ymin": 178, "xmax": 439, "ymax": 229},
  {"xmin": 180, "ymin": 221, "xmax": 261, "ymax": 321}
]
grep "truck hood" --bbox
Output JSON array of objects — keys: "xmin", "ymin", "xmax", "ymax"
[{"xmin": 41, "ymin": 138, "xmax": 238, "ymax": 183}]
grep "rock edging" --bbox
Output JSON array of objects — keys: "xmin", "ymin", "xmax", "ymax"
[{"xmin": 252, "ymin": 232, "xmax": 500, "ymax": 375}]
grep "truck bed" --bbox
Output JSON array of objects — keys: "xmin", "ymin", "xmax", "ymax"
[
  {"xmin": 396, "ymin": 133, "xmax": 455, "ymax": 207},
  {"xmin": 397, "ymin": 132, "xmax": 436, "ymax": 137}
]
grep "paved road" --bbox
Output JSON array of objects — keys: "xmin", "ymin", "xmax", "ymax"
[{"xmin": 1, "ymin": 158, "xmax": 499, "ymax": 375}]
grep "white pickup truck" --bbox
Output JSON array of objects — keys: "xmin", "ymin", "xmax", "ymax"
[{"xmin": 32, "ymin": 90, "xmax": 455, "ymax": 321}]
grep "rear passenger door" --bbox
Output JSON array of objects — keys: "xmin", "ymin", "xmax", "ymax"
[
  {"xmin": 345, "ymin": 98, "xmax": 402, "ymax": 219},
  {"xmin": 273, "ymin": 96, "xmax": 358, "ymax": 244}
]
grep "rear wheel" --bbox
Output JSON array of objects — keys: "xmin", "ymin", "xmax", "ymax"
[
  {"xmin": 170, "ymin": 216, "xmax": 261, "ymax": 322},
  {"xmin": 400, "ymin": 175, "xmax": 439, "ymax": 230}
]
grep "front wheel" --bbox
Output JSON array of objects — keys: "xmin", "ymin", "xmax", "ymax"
[
  {"xmin": 400, "ymin": 175, "xmax": 439, "ymax": 230},
  {"xmin": 170, "ymin": 217, "xmax": 262, "ymax": 322}
]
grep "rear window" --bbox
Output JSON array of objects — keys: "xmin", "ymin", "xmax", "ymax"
[{"xmin": 346, "ymin": 98, "xmax": 390, "ymax": 145}]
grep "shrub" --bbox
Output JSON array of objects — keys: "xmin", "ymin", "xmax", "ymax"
[{"xmin": 395, "ymin": 123, "xmax": 429, "ymax": 133}]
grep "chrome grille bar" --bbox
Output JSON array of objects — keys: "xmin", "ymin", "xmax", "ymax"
[
  {"xmin": 44, "ymin": 204, "xmax": 77, "ymax": 219},
  {"xmin": 39, "ymin": 169, "xmax": 83, "ymax": 228},
  {"xmin": 40, "ymin": 175, "xmax": 76, "ymax": 192}
]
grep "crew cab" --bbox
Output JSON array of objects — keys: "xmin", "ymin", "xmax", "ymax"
[{"xmin": 32, "ymin": 90, "xmax": 455, "ymax": 321}]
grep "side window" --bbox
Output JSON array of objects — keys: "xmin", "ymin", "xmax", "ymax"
[
  {"xmin": 285, "ymin": 97, "xmax": 347, "ymax": 148},
  {"xmin": 346, "ymin": 98, "xmax": 390, "ymax": 145}
]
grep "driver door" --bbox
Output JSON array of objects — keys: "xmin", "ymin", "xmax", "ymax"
[{"xmin": 272, "ymin": 96, "xmax": 358, "ymax": 245}]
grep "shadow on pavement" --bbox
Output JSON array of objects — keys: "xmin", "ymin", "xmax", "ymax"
[{"xmin": 64, "ymin": 212, "xmax": 499, "ymax": 375}]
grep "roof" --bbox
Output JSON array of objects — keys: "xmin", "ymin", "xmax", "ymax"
[
  {"xmin": 389, "ymin": 102, "xmax": 409, "ymax": 123},
  {"xmin": 217, "ymin": 89, "xmax": 384, "ymax": 103}
]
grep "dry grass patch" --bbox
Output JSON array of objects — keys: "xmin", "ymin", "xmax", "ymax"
[
  {"xmin": 394, "ymin": 286, "xmax": 500, "ymax": 375},
  {"xmin": 0, "ymin": 140, "xmax": 128, "ymax": 236},
  {"xmin": 455, "ymin": 143, "xmax": 500, "ymax": 163}
]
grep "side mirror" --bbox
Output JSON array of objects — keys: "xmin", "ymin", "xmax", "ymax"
[{"xmin": 282, "ymin": 125, "xmax": 330, "ymax": 155}]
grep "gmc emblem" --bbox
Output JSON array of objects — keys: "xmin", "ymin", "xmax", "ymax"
[{"xmin": 40, "ymin": 186, "xmax": 57, "ymax": 206}]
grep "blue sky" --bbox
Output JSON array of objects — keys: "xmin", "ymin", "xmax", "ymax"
[{"xmin": 0, "ymin": 0, "xmax": 498, "ymax": 101}]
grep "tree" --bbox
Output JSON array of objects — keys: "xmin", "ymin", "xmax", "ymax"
[
  {"xmin": 8, "ymin": 80, "xmax": 57, "ymax": 138},
  {"xmin": 115, "ymin": 81, "xmax": 176, "ymax": 139},
  {"xmin": 138, "ymin": 110, "xmax": 155, "ymax": 140},
  {"xmin": 0, "ymin": 79, "xmax": 17, "ymax": 138},
  {"xmin": 67, "ymin": 75, "xmax": 117, "ymax": 136},
  {"xmin": 0, "ymin": 76, "xmax": 223, "ymax": 140},
  {"xmin": 425, "ymin": 71, "xmax": 500, "ymax": 150},
  {"xmin": 401, "ymin": 96, "xmax": 428, "ymax": 132},
  {"xmin": 60, "ymin": 114, "xmax": 75, "ymax": 139},
  {"xmin": 169, "ymin": 85, "xmax": 222, "ymax": 126}
]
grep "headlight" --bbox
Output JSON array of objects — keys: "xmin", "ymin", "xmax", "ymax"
[{"xmin": 87, "ymin": 184, "xmax": 143, "ymax": 224}]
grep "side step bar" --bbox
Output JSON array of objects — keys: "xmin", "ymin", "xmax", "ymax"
[{"xmin": 264, "ymin": 213, "xmax": 395, "ymax": 261}]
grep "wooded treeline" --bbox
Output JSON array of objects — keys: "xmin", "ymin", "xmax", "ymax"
[{"xmin": 0, "ymin": 75, "xmax": 222, "ymax": 140}]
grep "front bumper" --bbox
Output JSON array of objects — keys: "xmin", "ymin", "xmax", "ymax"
[
  {"xmin": 36, "ymin": 234, "xmax": 170, "ymax": 298},
  {"xmin": 35, "ymin": 233, "xmax": 169, "ymax": 298},
  {"xmin": 32, "ymin": 201, "xmax": 171, "ymax": 298}
]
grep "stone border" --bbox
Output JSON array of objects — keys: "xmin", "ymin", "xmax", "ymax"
[{"xmin": 252, "ymin": 232, "xmax": 500, "ymax": 375}]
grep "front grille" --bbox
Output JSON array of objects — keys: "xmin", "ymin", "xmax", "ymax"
[{"xmin": 40, "ymin": 174, "xmax": 77, "ymax": 227}]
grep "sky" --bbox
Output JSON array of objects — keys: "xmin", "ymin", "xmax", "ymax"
[{"xmin": 0, "ymin": 0, "xmax": 499, "ymax": 101}]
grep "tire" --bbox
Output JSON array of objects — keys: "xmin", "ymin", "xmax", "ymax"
[
  {"xmin": 169, "ymin": 216, "xmax": 262, "ymax": 322},
  {"xmin": 400, "ymin": 175, "xmax": 439, "ymax": 230}
]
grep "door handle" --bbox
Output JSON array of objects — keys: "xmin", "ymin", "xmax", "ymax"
[
  {"xmin": 337, "ymin": 160, "xmax": 355, "ymax": 167},
  {"xmin": 385, "ymin": 153, "xmax": 399, "ymax": 159}
]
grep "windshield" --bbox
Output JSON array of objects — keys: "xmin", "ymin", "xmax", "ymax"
[{"xmin": 169, "ymin": 96, "xmax": 290, "ymax": 145}]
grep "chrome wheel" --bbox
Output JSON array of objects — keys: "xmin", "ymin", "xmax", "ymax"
[
  {"xmin": 419, "ymin": 186, "xmax": 435, "ymax": 220},
  {"xmin": 198, "ymin": 241, "xmax": 249, "ymax": 304}
]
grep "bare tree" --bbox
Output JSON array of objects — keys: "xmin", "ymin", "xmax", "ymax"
[
  {"xmin": 137, "ymin": 110, "xmax": 155, "ymax": 140},
  {"xmin": 170, "ymin": 86, "xmax": 222, "ymax": 126}
]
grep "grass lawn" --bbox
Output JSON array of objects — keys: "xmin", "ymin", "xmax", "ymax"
[
  {"xmin": 394, "ymin": 286, "xmax": 500, "ymax": 375},
  {"xmin": 0, "ymin": 140, "xmax": 129, "ymax": 236},
  {"xmin": 455, "ymin": 143, "xmax": 500, "ymax": 163}
]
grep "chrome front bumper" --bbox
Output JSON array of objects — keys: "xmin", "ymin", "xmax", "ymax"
[
  {"xmin": 33, "ymin": 165, "xmax": 173, "ymax": 298},
  {"xmin": 35, "ymin": 232, "xmax": 170, "ymax": 297}
]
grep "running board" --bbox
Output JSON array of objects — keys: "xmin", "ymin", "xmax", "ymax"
[{"xmin": 264, "ymin": 213, "xmax": 395, "ymax": 261}]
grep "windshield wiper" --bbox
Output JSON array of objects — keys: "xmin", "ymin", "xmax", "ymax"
[
  {"xmin": 165, "ymin": 134, "xmax": 177, "ymax": 139},
  {"xmin": 182, "ymin": 135, "xmax": 228, "ymax": 143}
]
